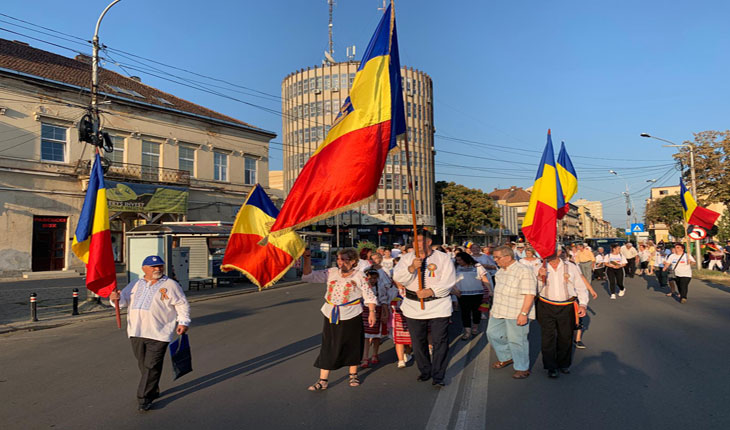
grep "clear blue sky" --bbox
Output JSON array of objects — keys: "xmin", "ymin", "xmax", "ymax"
[{"xmin": 3, "ymin": 0, "xmax": 729, "ymax": 228}]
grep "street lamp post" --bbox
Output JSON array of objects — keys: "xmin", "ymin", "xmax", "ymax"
[
  {"xmin": 641, "ymin": 133, "xmax": 701, "ymax": 269},
  {"xmin": 609, "ymin": 170, "xmax": 634, "ymax": 232}
]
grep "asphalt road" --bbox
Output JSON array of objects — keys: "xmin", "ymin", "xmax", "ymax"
[{"xmin": 1, "ymin": 273, "xmax": 729, "ymax": 429}]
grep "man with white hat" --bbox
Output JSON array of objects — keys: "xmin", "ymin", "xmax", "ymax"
[{"xmin": 109, "ymin": 255, "xmax": 190, "ymax": 412}]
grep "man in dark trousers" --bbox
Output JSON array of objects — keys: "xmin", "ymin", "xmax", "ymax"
[
  {"xmin": 109, "ymin": 255, "xmax": 190, "ymax": 411},
  {"xmin": 393, "ymin": 230, "xmax": 456, "ymax": 387}
]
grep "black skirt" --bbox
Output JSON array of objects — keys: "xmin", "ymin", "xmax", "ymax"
[{"xmin": 314, "ymin": 315, "xmax": 364, "ymax": 370}]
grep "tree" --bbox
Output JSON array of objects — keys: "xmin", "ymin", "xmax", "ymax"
[
  {"xmin": 669, "ymin": 224, "xmax": 686, "ymax": 240},
  {"xmin": 644, "ymin": 194, "xmax": 683, "ymax": 228},
  {"xmin": 435, "ymin": 181, "xmax": 499, "ymax": 242},
  {"xmin": 675, "ymin": 130, "xmax": 730, "ymax": 206},
  {"xmin": 717, "ymin": 208, "xmax": 730, "ymax": 243}
]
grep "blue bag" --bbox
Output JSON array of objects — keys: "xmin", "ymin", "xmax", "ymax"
[{"xmin": 169, "ymin": 333, "xmax": 193, "ymax": 380}]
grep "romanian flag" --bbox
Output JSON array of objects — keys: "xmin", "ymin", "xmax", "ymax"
[
  {"xmin": 269, "ymin": 3, "xmax": 406, "ymax": 236},
  {"xmin": 556, "ymin": 141, "xmax": 578, "ymax": 219},
  {"xmin": 680, "ymin": 177, "xmax": 719, "ymax": 231},
  {"xmin": 222, "ymin": 184, "xmax": 305, "ymax": 289},
  {"xmin": 71, "ymin": 153, "xmax": 116, "ymax": 297},
  {"xmin": 521, "ymin": 130, "xmax": 565, "ymax": 259}
]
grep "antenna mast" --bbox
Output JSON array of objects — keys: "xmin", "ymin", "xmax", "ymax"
[{"xmin": 328, "ymin": 0, "xmax": 335, "ymax": 57}]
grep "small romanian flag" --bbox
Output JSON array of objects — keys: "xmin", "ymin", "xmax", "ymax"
[
  {"xmin": 71, "ymin": 153, "xmax": 117, "ymax": 297},
  {"xmin": 556, "ymin": 141, "xmax": 577, "ymax": 219},
  {"xmin": 268, "ymin": 3, "xmax": 406, "ymax": 236},
  {"xmin": 222, "ymin": 185, "xmax": 305, "ymax": 289},
  {"xmin": 680, "ymin": 177, "xmax": 719, "ymax": 231}
]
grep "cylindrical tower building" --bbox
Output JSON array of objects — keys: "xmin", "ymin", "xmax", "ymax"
[{"xmin": 282, "ymin": 62, "xmax": 435, "ymax": 246}]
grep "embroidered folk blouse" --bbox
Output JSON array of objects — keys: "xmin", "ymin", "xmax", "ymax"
[{"xmin": 303, "ymin": 267, "xmax": 377, "ymax": 321}]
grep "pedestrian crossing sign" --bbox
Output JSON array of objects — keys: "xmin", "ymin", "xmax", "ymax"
[{"xmin": 631, "ymin": 223, "xmax": 644, "ymax": 233}]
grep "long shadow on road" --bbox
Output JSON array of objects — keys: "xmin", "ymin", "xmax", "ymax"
[{"xmin": 155, "ymin": 333, "xmax": 321, "ymax": 407}]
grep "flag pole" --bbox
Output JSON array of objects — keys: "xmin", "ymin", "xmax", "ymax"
[
  {"xmin": 94, "ymin": 146, "xmax": 121, "ymax": 329},
  {"xmin": 391, "ymin": 1, "xmax": 423, "ymax": 310}
]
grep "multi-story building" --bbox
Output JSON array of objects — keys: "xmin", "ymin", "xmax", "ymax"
[
  {"xmin": 559, "ymin": 203, "xmax": 581, "ymax": 241},
  {"xmin": 573, "ymin": 198, "xmax": 604, "ymax": 220},
  {"xmin": 281, "ymin": 62, "xmax": 435, "ymax": 245},
  {"xmin": 0, "ymin": 39, "xmax": 275, "ymax": 276},
  {"xmin": 489, "ymin": 186, "xmax": 532, "ymax": 233}
]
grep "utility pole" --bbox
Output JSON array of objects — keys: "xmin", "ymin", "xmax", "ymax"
[{"xmin": 441, "ymin": 201, "xmax": 446, "ymax": 245}]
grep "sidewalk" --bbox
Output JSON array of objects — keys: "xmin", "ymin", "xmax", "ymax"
[{"xmin": 0, "ymin": 276, "xmax": 304, "ymax": 334}]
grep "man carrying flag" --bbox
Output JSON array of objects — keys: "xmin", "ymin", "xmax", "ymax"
[
  {"xmin": 71, "ymin": 153, "xmax": 117, "ymax": 298},
  {"xmin": 268, "ymin": 1, "xmax": 405, "ymax": 237},
  {"xmin": 222, "ymin": 184, "xmax": 305, "ymax": 289}
]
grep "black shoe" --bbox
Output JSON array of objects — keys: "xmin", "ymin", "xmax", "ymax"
[
  {"xmin": 417, "ymin": 375, "xmax": 431, "ymax": 382},
  {"xmin": 548, "ymin": 369, "xmax": 559, "ymax": 378},
  {"xmin": 560, "ymin": 367, "xmax": 571, "ymax": 374},
  {"xmin": 138, "ymin": 402, "xmax": 152, "ymax": 412},
  {"xmin": 574, "ymin": 341, "xmax": 586, "ymax": 349},
  {"xmin": 432, "ymin": 380, "xmax": 445, "ymax": 387}
]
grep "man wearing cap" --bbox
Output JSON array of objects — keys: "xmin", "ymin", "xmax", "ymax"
[{"xmin": 109, "ymin": 255, "xmax": 190, "ymax": 412}]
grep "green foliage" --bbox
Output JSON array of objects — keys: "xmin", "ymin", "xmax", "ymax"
[
  {"xmin": 435, "ymin": 181, "xmax": 500, "ymax": 239},
  {"xmin": 716, "ymin": 208, "xmax": 730, "ymax": 242},
  {"xmin": 356, "ymin": 240, "xmax": 377, "ymax": 254},
  {"xmin": 669, "ymin": 224, "xmax": 686, "ymax": 240},
  {"xmin": 615, "ymin": 228, "xmax": 627, "ymax": 239},
  {"xmin": 644, "ymin": 194, "xmax": 683, "ymax": 228},
  {"xmin": 674, "ymin": 130, "xmax": 730, "ymax": 206}
]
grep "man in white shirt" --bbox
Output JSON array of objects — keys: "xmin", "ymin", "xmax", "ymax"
[
  {"xmin": 620, "ymin": 242, "xmax": 639, "ymax": 278},
  {"xmin": 470, "ymin": 243, "xmax": 498, "ymax": 284},
  {"xmin": 393, "ymin": 230, "xmax": 456, "ymax": 387},
  {"xmin": 536, "ymin": 250, "xmax": 589, "ymax": 378},
  {"xmin": 486, "ymin": 245, "xmax": 537, "ymax": 379},
  {"xmin": 109, "ymin": 255, "xmax": 190, "ymax": 412}
]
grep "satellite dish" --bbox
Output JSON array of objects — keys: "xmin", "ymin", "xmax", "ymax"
[{"xmin": 324, "ymin": 51, "xmax": 336, "ymax": 64}]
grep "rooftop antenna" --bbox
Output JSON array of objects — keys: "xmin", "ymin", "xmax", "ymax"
[
  {"xmin": 327, "ymin": 0, "xmax": 335, "ymax": 60},
  {"xmin": 378, "ymin": 0, "xmax": 387, "ymax": 13},
  {"xmin": 346, "ymin": 45, "xmax": 356, "ymax": 61}
]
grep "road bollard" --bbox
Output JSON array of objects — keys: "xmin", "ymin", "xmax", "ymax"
[
  {"xmin": 30, "ymin": 292, "xmax": 38, "ymax": 322},
  {"xmin": 72, "ymin": 288, "xmax": 79, "ymax": 316}
]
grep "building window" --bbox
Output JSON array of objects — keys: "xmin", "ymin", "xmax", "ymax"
[
  {"xmin": 386, "ymin": 200, "xmax": 393, "ymax": 213},
  {"xmin": 179, "ymin": 146, "xmax": 195, "ymax": 176},
  {"xmin": 395, "ymin": 199, "xmax": 401, "ymax": 214},
  {"xmin": 214, "ymin": 151, "xmax": 228, "ymax": 181},
  {"xmin": 108, "ymin": 135, "xmax": 125, "ymax": 165},
  {"xmin": 379, "ymin": 175, "xmax": 384, "ymax": 190},
  {"xmin": 377, "ymin": 199, "xmax": 385, "ymax": 214},
  {"xmin": 41, "ymin": 123, "xmax": 66, "ymax": 162},
  {"xmin": 141, "ymin": 140, "xmax": 160, "ymax": 180},
  {"xmin": 244, "ymin": 157, "xmax": 256, "ymax": 185},
  {"xmin": 659, "ymin": 190, "xmax": 668, "ymax": 195},
  {"xmin": 369, "ymin": 200, "xmax": 377, "ymax": 214}
]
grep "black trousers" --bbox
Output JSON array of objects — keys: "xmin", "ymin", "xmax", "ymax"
[
  {"xmin": 458, "ymin": 294, "xmax": 482, "ymax": 328},
  {"xmin": 606, "ymin": 267, "xmax": 625, "ymax": 294},
  {"xmin": 624, "ymin": 258, "xmax": 636, "ymax": 278},
  {"xmin": 536, "ymin": 300, "xmax": 575, "ymax": 371},
  {"xmin": 130, "ymin": 337, "xmax": 169, "ymax": 404},
  {"xmin": 676, "ymin": 277, "xmax": 691, "ymax": 299},
  {"xmin": 406, "ymin": 316, "xmax": 450, "ymax": 383},
  {"xmin": 655, "ymin": 268, "xmax": 668, "ymax": 288}
]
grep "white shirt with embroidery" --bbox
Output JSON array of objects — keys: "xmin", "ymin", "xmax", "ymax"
[
  {"xmin": 302, "ymin": 267, "xmax": 377, "ymax": 321},
  {"xmin": 393, "ymin": 250, "xmax": 456, "ymax": 319},
  {"xmin": 116, "ymin": 276, "xmax": 191, "ymax": 343}
]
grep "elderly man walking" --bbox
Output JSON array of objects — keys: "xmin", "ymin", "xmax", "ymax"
[
  {"xmin": 575, "ymin": 243, "xmax": 595, "ymax": 282},
  {"xmin": 486, "ymin": 245, "xmax": 537, "ymax": 379},
  {"xmin": 109, "ymin": 255, "xmax": 190, "ymax": 412}
]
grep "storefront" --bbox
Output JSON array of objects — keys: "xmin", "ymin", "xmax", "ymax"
[{"xmin": 31, "ymin": 216, "xmax": 68, "ymax": 272}]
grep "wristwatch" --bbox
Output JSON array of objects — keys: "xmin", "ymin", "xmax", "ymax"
[{"xmin": 520, "ymin": 311, "xmax": 528, "ymax": 316}]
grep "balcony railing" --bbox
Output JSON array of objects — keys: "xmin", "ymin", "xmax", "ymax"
[{"xmin": 77, "ymin": 159, "xmax": 190, "ymax": 186}]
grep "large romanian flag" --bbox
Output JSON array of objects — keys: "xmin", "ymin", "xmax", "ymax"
[
  {"xmin": 556, "ymin": 141, "xmax": 577, "ymax": 219},
  {"xmin": 522, "ymin": 130, "xmax": 565, "ymax": 259},
  {"xmin": 222, "ymin": 184, "xmax": 305, "ymax": 289},
  {"xmin": 269, "ymin": 3, "xmax": 406, "ymax": 236},
  {"xmin": 680, "ymin": 177, "xmax": 719, "ymax": 231},
  {"xmin": 71, "ymin": 153, "xmax": 116, "ymax": 297}
]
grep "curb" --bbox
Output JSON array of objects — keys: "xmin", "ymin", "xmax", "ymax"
[{"xmin": 0, "ymin": 280, "xmax": 306, "ymax": 335}]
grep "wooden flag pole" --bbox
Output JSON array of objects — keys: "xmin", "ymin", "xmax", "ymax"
[
  {"xmin": 94, "ymin": 146, "xmax": 122, "ymax": 329},
  {"xmin": 402, "ymin": 123, "xmax": 424, "ymax": 310}
]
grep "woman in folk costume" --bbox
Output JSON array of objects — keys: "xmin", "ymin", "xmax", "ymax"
[
  {"xmin": 390, "ymin": 280, "xmax": 414, "ymax": 368},
  {"xmin": 302, "ymin": 248, "xmax": 377, "ymax": 391},
  {"xmin": 361, "ymin": 254, "xmax": 397, "ymax": 367},
  {"xmin": 452, "ymin": 251, "xmax": 492, "ymax": 341}
]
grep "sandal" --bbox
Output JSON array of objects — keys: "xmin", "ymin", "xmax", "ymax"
[
  {"xmin": 370, "ymin": 355, "xmax": 380, "ymax": 365},
  {"xmin": 349, "ymin": 373, "xmax": 361, "ymax": 387},
  {"xmin": 360, "ymin": 359, "xmax": 370, "ymax": 368},
  {"xmin": 491, "ymin": 359, "xmax": 513, "ymax": 369},
  {"xmin": 307, "ymin": 378, "xmax": 328, "ymax": 391}
]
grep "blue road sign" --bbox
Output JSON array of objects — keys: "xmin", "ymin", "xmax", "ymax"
[{"xmin": 631, "ymin": 223, "xmax": 644, "ymax": 233}]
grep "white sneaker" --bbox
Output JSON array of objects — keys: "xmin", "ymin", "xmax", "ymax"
[
  {"xmin": 610, "ymin": 294, "xmax": 617, "ymax": 300},
  {"xmin": 618, "ymin": 289, "xmax": 625, "ymax": 297},
  {"xmin": 404, "ymin": 353, "xmax": 413, "ymax": 363},
  {"xmin": 397, "ymin": 360, "xmax": 406, "ymax": 368}
]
